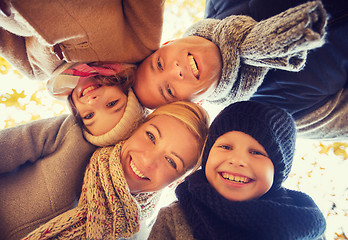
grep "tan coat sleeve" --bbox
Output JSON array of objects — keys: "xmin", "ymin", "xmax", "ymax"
[
  {"xmin": 0, "ymin": 115, "xmax": 97, "ymax": 239},
  {"xmin": 10, "ymin": 0, "xmax": 164, "ymax": 62},
  {"xmin": 3, "ymin": 0, "xmax": 164, "ymax": 80}
]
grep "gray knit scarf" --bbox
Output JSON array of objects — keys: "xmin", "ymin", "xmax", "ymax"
[{"xmin": 184, "ymin": 1, "xmax": 327, "ymax": 105}]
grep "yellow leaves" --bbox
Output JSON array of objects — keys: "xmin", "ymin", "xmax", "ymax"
[
  {"xmin": 162, "ymin": 0, "xmax": 206, "ymax": 40},
  {"xmin": 29, "ymin": 91, "xmax": 43, "ymax": 105},
  {"xmin": 335, "ymin": 232, "xmax": 348, "ymax": 240},
  {"xmin": 0, "ymin": 89, "xmax": 26, "ymax": 109},
  {"xmin": 0, "ymin": 56, "xmax": 12, "ymax": 75},
  {"xmin": 319, "ymin": 142, "xmax": 348, "ymax": 160},
  {"xmin": 13, "ymin": 69, "xmax": 23, "ymax": 78},
  {"xmin": 0, "ymin": 61, "xmax": 68, "ymax": 129},
  {"xmin": 0, "ymin": 57, "xmax": 22, "ymax": 77}
]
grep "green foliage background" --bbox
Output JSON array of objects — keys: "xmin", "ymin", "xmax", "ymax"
[{"xmin": 0, "ymin": 0, "xmax": 347, "ymax": 239}]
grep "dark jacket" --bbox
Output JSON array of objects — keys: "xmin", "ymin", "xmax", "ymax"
[{"xmin": 205, "ymin": 0, "xmax": 348, "ymax": 119}]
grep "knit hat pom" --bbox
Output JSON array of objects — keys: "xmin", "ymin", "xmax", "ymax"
[
  {"xmin": 84, "ymin": 89, "xmax": 146, "ymax": 146},
  {"xmin": 202, "ymin": 101, "xmax": 296, "ymax": 191}
]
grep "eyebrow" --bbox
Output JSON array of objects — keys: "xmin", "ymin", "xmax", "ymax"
[
  {"xmin": 150, "ymin": 123, "xmax": 186, "ymax": 170},
  {"xmin": 150, "ymin": 123, "xmax": 161, "ymax": 138},
  {"xmin": 172, "ymin": 151, "xmax": 186, "ymax": 170}
]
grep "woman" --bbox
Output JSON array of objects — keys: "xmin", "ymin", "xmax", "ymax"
[{"xmin": 0, "ymin": 101, "xmax": 209, "ymax": 240}]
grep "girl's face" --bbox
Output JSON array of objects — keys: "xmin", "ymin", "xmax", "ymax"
[
  {"xmin": 133, "ymin": 36, "xmax": 222, "ymax": 109},
  {"xmin": 121, "ymin": 115, "xmax": 199, "ymax": 194},
  {"xmin": 205, "ymin": 131, "xmax": 274, "ymax": 201},
  {"xmin": 72, "ymin": 77, "xmax": 127, "ymax": 136}
]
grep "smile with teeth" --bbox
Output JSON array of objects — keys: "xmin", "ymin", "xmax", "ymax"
[
  {"xmin": 130, "ymin": 160, "xmax": 148, "ymax": 179},
  {"xmin": 221, "ymin": 172, "xmax": 252, "ymax": 184},
  {"xmin": 188, "ymin": 54, "xmax": 199, "ymax": 78},
  {"xmin": 81, "ymin": 84, "xmax": 101, "ymax": 97}
]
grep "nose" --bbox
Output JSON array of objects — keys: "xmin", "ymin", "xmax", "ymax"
[
  {"xmin": 84, "ymin": 94, "xmax": 100, "ymax": 105},
  {"xmin": 141, "ymin": 150, "xmax": 161, "ymax": 169},
  {"xmin": 171, "ymin": 61, "xmax": 183, "ymax": 80},
  {"xmin": 228, "ymin": 152, "xmax": 247, "ymax": 167}
]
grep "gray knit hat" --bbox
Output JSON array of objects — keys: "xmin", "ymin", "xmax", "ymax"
[
  {"xmin": 202, "ymin": 101, "xmax": 296, "ymax": 191},
  {"xmin": 184, "ymin": 1, "xmax": 327, "ymax": 105}
]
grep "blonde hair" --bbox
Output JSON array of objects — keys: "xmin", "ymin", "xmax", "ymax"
[{"xmin": 146, "ymin": 101, "xmax": 209, "ymax": 172}]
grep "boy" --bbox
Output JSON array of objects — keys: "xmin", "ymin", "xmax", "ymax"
[
  {"xmin": 206, "ymin": 0, "xmax": 348, "ymax": 141},
  {"xmin": 148, "ymin": 101, "xmax": 326, "ymax": 239},
  {"xmin": 133, "ymin": 1, "xmax": 327, "ymax": 109},
  {"xmin": 46, "ymin": 1, "xmax": 326, "ymax": 111}
]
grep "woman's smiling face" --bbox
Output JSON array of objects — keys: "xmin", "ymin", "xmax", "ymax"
[
  {"xmin": 133, "ymin": 36, "xmax": 222, "ymax": 109},
  {"xmin": 120, "ymin": 115, "xmax": 200, "ymax": 193}
]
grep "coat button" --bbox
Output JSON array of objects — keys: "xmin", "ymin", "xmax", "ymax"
[{"xmin": 53, "ymin": 44, "xmax": 64, "ymax": 60}]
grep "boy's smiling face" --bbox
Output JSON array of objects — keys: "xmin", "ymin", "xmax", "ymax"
[
  {"xmin": 133, "ymin": 36, "xmax": 222, "ymax": 109},
  {"xmin": 205, "ymin": 131, "xmax": 274, "ymax": 201}
]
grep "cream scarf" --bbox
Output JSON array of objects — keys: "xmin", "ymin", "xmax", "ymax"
[{"xmin": 23, "ymin": 142, "xmax": 139, "ymax": 240}]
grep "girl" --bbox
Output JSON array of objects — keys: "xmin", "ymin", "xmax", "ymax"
[{"xmin": 47, "ymin": 62, "xmax": 145, "ymax": 146}]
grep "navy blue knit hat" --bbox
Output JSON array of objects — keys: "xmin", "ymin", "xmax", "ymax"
[{"xmin": 202, "ymin": 101, "xmax": 296, "ymax": 191}]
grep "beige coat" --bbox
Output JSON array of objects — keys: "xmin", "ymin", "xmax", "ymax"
[
  {"xmin": 0, "ymin": 115, "xmax": 97, "ymax": 240},
  {"xmin": 0, "ymin": 0, "xmax": 164, "ymax": 80}
]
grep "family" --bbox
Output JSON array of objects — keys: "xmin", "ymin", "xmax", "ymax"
[{"xmin": 0, "ymin": 0, "xmax": 346, "ymax": 239}]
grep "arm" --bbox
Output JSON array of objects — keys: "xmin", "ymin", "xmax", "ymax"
[
  {"xmin": 123, "ymin": 0, "xmax": 165, "ymax": 55},
  {"xmin": 0, "ymin": 114, "xmax": 83, "ymax": 173},
  {"xmin": 296, "ymin": 88, "xmax": 348, "ymax": 141},
  {"xmin": 205, "ymin": 0, "xmax": 308, "ymax": 20}
]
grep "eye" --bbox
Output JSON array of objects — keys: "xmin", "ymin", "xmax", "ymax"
[
  {"xmin": 83, "ymin": 112, "xmax": 94, "ymax": 120},
  {"xmin": 146, "ymin": 131, "xmax": 156, "ymax": 144},
  {"xmin": 219, "ymin": 145, "xmax": 231, "ymax": 150},
  {"xmin": 106, "ymin": 100, "xmax": 118, "ymax": 108},
  {"xmin": 157, "ymin": 58, "xmax": 163, "ymax": 70},
  {"xmin": 250, "ymin": 150, "xmax": 268, "ymax": 157},
  {"xmin": 167, "ymin": 87, "xmax": 174, "ymax": 98},
  {"xmin": 165, "ymin": 156, "xmax": 177, "ymax": 170}
]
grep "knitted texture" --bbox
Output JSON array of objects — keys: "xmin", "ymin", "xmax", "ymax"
[
  {"xmin": 84, "ymin": 89, "xmax": 146, "ymax": 146},
  {"xmin": 133, "ymin": 191, "xmax": 161, "ymax": 221},
  {"xmin": 184, "ymin": 1, "xmax": 327, "ymax": 105},
  {"xmin": 23, "ymin": 142, "xmax": 140, "ymax": 240},
  {"xmin": 202, "ymin": 101, "xmax": 296, "ymax": 191},
  {"xmin": 176, "ymin": 170, "xmax": 326, "ymax": 240}
]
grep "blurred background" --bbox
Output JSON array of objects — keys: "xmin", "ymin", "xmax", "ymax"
[{"xmin": 0, "ymin": 0, "xmax": 347, "ymax": 239}]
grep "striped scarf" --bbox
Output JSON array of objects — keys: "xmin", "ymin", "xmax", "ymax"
[{"xmin": 23, "ymin": 141, "xmax": 139, "ymax": 240}]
